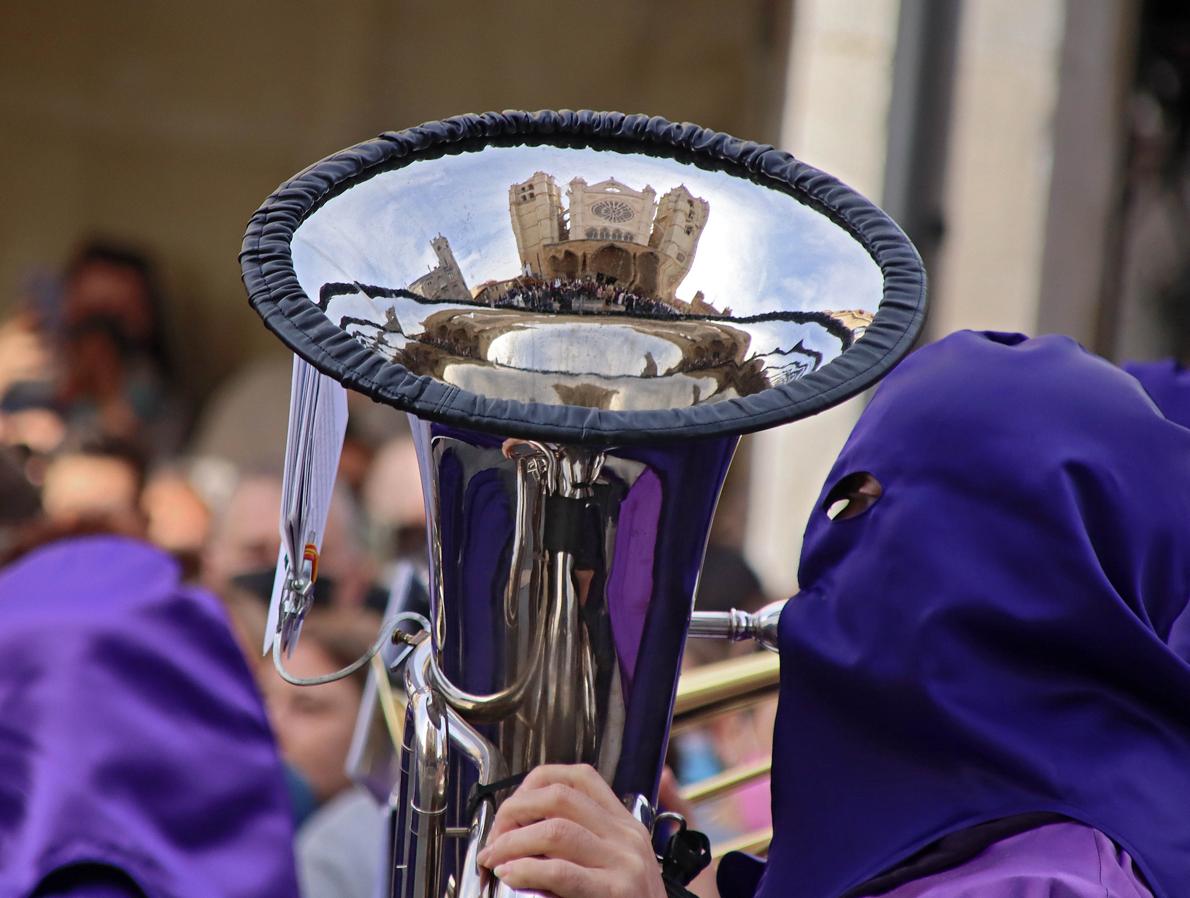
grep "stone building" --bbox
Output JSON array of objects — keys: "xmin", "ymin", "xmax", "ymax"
[
  {"xmin": 407, "ymin": 234, "xmax": 470, "ymax": 300},
  {"xmin": 669, "ymin": 290, "xmax": 729, "ymax": 317},
  {"xmin": 506, "ymin": 171, "xmax": 710, "ymax": 303},
  {"xmin": 509, "ymin": 172, "xmax": 566, "ymax": 275},
  {"xmin": 650, "ymin": 187, "xmax": 710, "ymax": 299},
  {"xmin": 567, "ymin": 177, "xmax": 655, "ymax": 245},
  {"xmin": 829, "ymin": 309, "xmax": 875, "ymax": 338}
]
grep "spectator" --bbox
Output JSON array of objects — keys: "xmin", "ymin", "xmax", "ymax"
[
  {"xmin": 140, "ymin": 461, "xmax": 213, "ymax": 578},
  {"xmin": 0, "ymin": 240, "xmax": 187, "ymax": 461},
  {"xmin": 39, "ymin": 439, "xmax": 147, "ymax": 536},
  {"xmin": 203, "ymin": 471, "xmax": 379, "ymax": 611},
  {"xmin": 262, "ymin": 608, "xmax": 385, "ymax": 898},
  {"xmin": 362, "ymin": 435, "xmax": 426, "ymax": 573},
  {"xmin": 58, "ymin": 242, "xmax": 184, "ymax": 448}
]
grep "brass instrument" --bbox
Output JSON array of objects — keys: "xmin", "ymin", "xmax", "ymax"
[
  {"xmin": 242, "ymin": 110, "xmax": 926, "ymax": 897},
  {"xmin": 675, "ymin": 623, "xmax": 785, "ymax": 861}
]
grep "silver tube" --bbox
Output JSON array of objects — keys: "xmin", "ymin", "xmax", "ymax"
[
  {"xmin": 409, "ymin": 642, "xmax": 507, "ymax": 784},
  {"xmin": 687, "ymin": 599, "xmax": 787, "ymax": 652},
  {"xmin": 408, "ymin": 641, "xmax": 512, "ymax": 898},
  {"xmin": 406, "ymin": 685, "xmax": 448, "ymax": 898}
]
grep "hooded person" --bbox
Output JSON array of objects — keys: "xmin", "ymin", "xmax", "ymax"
[
  {"xmin": 474, "ymin": 332, "xmax": 1190, "ymax": 898},
  {"xmin": 728, "ymin": 330, "xmax": 1190, "ymax": 897},
  {"xmin": 1124, "ymin": 359, "xmax": 1190, "ymax": 429},
  {"xmin": 0, "ymin": 535, "xmax": 299, "ymax": 897}
]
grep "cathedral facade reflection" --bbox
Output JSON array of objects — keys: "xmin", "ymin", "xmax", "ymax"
[
  {"xmin": 495, "ymin": 172, "xmax": 718, "ymax": 314},
  {"xmin": 300, "ymin": 149, "xmax": 884, "ymax": 413}
]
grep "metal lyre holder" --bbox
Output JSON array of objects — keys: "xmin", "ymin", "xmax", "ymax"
[{"xmin": 242, "ymin": 110, "xmax": 926, "ymax": 898}]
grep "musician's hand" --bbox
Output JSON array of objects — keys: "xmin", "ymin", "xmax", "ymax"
[{"xmin": 477, "ymin": 764, "xmax": 667, "ymax": 898}]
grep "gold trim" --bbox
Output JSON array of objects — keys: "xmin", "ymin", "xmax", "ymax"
[
  {"xmin": 371, "ymin": 652, "xmax": 406, "ymax": 746},
  {"xmin": 680, "ymin": 758, "xmax": 771, "ymax": 804},
  {"xmin": 673, "ymin": 652, "xmax": 780, "ymax": 729},
  {"xmin": 712, "ymin": 826, "xmax": 773, "ymax": 859}
]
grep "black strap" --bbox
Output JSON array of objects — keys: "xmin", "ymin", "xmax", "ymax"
[
  {"xmin": 465, "ymin": 771, "xmax": 531, "ymax": 820},
  {"xmin": 660, "ymin": 824, "xmax": 712, "ymax": 887}
]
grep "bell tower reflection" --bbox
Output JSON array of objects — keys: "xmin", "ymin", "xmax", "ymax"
[{"xmin": 504, "ymin": 171, "xmax": 714, "ymax": 313}]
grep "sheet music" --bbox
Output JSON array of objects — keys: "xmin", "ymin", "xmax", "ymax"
[{"xmin": 264, "ymin": 356, "xmax": 349, "ymax": 655}]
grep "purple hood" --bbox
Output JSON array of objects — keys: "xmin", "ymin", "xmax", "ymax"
[
  {"xmin": 748, "ymin": 333, "xmax": 1190, "ymax": 898},
  {"xmin": 1124, "ymin": 358, "xmax": 1190, "ymax": 429},
  {"xmin": 0, "ymin": 536, "xmax": 298, "ymax": 897}
]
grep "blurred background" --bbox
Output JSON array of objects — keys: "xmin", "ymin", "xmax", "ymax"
[
  {"xmin": 0, "ymin": 1, "xmax": 1187, "ymax": 892},
  {"xmin": 3, "ymin": 0, "xmax": 1187, "ymax": 589}
]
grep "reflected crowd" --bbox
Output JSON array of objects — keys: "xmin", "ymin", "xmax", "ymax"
[
  {"xmin": 0, "ymin": 240, "xmax": 770, "ymax": 898},
  {"xmin": 482, "ymin": 273, "xmax": 685, "ymax": 319}
]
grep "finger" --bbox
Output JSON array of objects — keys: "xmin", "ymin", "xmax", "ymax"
[
  {"xmin": 487, "ymin": 780, "xmax": 611, "ymax": 844},
  {"xmin": 518, "ymin": 764, "xmax": 626, "ymax": 816},
  {"xmin": 478, "ymin": 817, "xmax": 604, "ymax": 870},
  {"xmin": 493, "ymin": 857, "xmax": 604, "ymax": 898}
]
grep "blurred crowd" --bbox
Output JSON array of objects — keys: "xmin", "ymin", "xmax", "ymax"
[
  {"xmin": 480, "ymin": 273, "xmax": 686, "ymax": 318},
  {"xmin": 0, "ymin": 240, "xmax": 772, "ymax": 898}
]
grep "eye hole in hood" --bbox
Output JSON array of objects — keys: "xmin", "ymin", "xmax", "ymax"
[{"xmin": 822, "ymin": 471, "xmax": 883, "ymax": 521}]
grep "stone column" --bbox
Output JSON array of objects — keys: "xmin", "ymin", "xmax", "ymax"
[{"xmin": 744, "ymin": 0, "xmax": 902, "ymax": 598}]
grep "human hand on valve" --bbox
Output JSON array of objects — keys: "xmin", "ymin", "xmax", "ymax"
[{"xmin": 477, "ymin": 764, "xmax": 669, "ymax": 898}]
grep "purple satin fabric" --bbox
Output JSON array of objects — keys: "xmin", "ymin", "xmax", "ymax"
[
  {"xmin": 0, "ymin": 536, "xmax": 299, "ymax": 898},
  {"xmin": 862, "ymin": 822, "xmax": 1152, "ymax": 898},
  {"xmin": 1125, "ymin": 359, "xmax": 1190, "ymax": 428},
  {"xmin": 738, "ymin": 333, "xmax": 1190, "ymax": 898},
  {"xmin": 1124, "ymin": 360, "xmax": 1190, "ymax": 662}
]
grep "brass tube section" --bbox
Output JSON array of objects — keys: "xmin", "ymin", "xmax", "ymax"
[
  {"xmin": 712, "ymin": 827, "xmax": 774, "ymax": 860},
  {"xmin": 408, "ymin": 643, "xmax": 508, "ymax": 790},
  {"xmin": 371, "ymin": 652, "xmax": 407, "ymax": 748},
  {"xmin": 672, "ymin": 652, "xmax": 780, "ymax": 731},
  {"xmin": 680, "ymin": 758, "xmax": 772, "ymax": 804}
]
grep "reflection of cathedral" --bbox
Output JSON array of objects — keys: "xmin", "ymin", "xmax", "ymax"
[
  {"xmin": 508, "ymin": 172, "xmax": 710, "ymax": 303},
  {"xmin": 408, "ymin": 234, "xmax": 470, "ymax": 300},
  {"xmin": 830, "ymin": 309, "xmax": 875, "ymax": 336}
]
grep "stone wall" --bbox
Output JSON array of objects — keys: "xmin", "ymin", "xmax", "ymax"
[{"xmin": 0, "ymin": 0, "xmax": 791, "ymax": 399}]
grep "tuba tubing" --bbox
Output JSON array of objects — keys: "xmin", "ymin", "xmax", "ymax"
[
  {"xmin": 686, "ymin": 600, "xmax": 786, "ymax": 651},
  {"xmin": 389, "ymin": 419, "xmax": 738, "ymax": 897}
]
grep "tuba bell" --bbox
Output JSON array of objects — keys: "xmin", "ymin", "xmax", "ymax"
[{"xmin": 241, "ymin": 110, "xmax": 926, "ymax": 898}]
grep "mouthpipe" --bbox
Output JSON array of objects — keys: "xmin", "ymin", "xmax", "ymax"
[{"xmin": 687, "ymin": 599, "xmax": 786, "ymax": 652}]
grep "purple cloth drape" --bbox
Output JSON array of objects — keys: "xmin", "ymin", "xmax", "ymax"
[
  {"xmin": 1125, "ymin": 359, "xmax": 1190, "ymax": 428},
  {"xmin": 0, "ymin": 536, "xmax": 299, "ymax": 898},
  {"xmin": 726, "ymin": 333, "xmax": 1190, "ymax": 898}
]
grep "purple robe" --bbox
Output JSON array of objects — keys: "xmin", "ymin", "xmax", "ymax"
[
  {"xmin": 861, "ymin": 822, "xmax": 1151, "ymax": 897},
  {"xmin": 722, "ymin": 333, "xmax": 1190, "ymax": 898},
  {"xmin": 1125, "ymin": 359, "xmax": 1190, "ymax": 428},
  {"xmin": 0, "ymin": 536, "xmax": 299, "ymax": 898}
]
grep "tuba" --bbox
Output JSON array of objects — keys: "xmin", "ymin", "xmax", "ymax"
[{"xmin": 241, "ymin": 110, "xmax": 926, "ymax": 897}]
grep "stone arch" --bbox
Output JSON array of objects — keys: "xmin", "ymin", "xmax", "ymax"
[
  {"xmin": 590, "ymin": 244, "xmax": 633, "ymax": 285},
  {"xmin": 555, "ymin": 250, "xmax": 580, "ymax": 279},
  {"xmin": 635, "ymin": 251, "xmax": 660, "ymax": 297}
]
